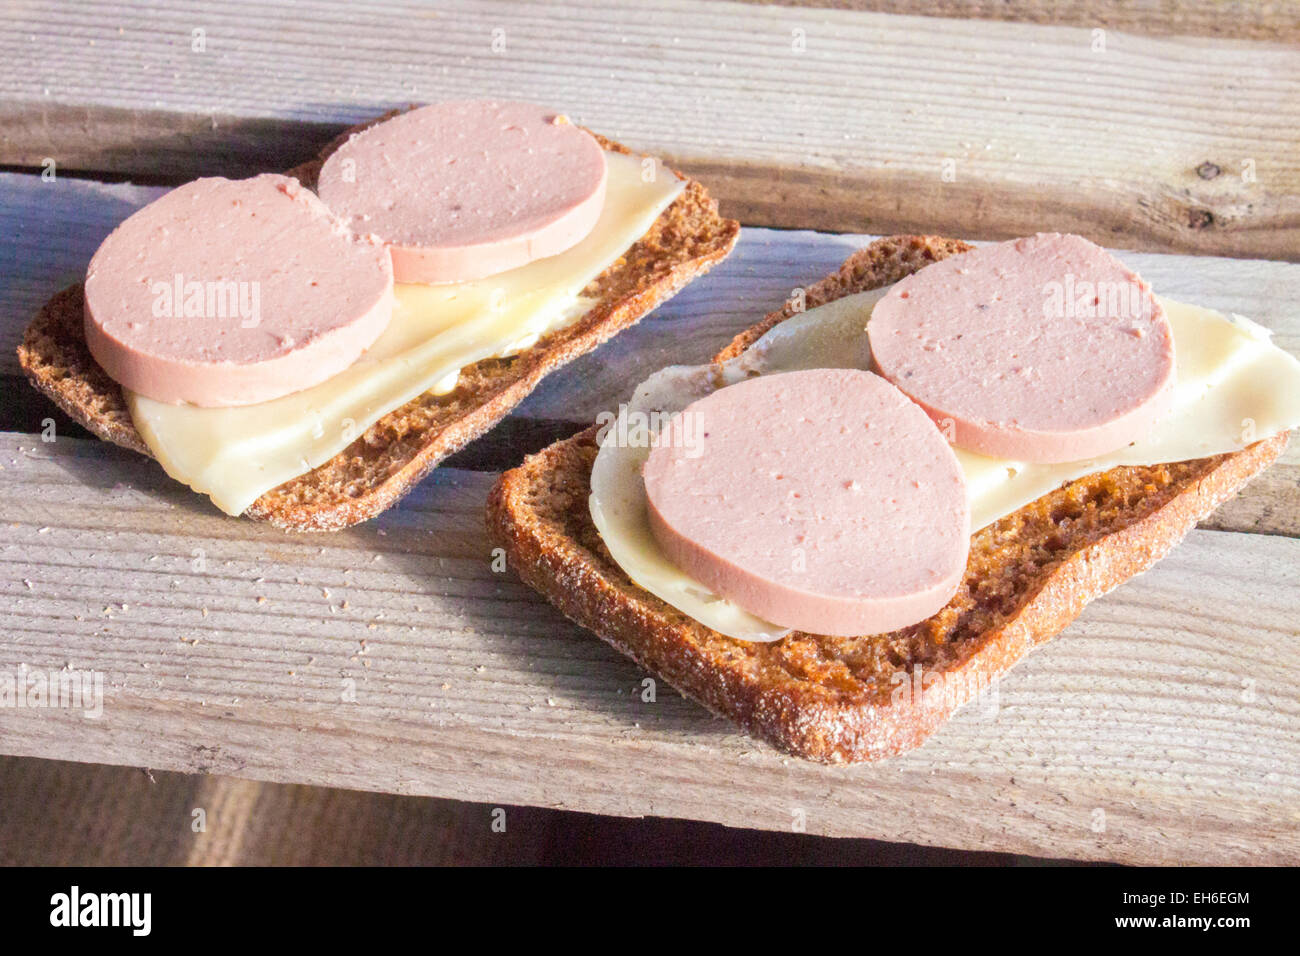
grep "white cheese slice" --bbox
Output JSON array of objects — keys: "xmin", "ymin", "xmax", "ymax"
[
  {"xmin": 127, "ymin": 152, "xmax": 684, "ymax": 516},
  {"xmin": 589, "ymin": 288, "xmax": 1300, "ymax": 641}
]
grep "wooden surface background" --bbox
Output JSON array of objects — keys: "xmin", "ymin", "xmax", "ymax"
[
  {"xmin": 2, "ymin": 0, "xmax": 1299, "ymax": 257},
  {"xmin": 2, "ymin": 0, "xmax": 1299, "ymax": 865}
]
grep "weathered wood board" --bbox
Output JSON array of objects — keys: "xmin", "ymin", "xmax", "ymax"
[
  {"xmin": 2, "ymin": 0, "xmax": 1298, "ymax": 257},
  {"xmin": 734, "ymin": 1, "xmax": 1300, "ymax": 42},
  {"xmin": 0, "ymin": 432, "xmax": 1297, "ymax": 865}
]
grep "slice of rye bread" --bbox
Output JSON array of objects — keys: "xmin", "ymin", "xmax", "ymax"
[
  {"xmin": 16, "ymin": 114, "xmax": 739, "ymax": 531},
  {"xmin": 486, "ymin": 234, "xmax": 1290, "ymax": 764}
]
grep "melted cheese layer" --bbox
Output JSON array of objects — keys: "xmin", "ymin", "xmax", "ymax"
[
  {"xmin": 589, "ymin": 289, "xmax": 1300, "ymax": 641},
  {"xmin": 127, "ymin": 152, "xmax": 684, "ymax": 515}
]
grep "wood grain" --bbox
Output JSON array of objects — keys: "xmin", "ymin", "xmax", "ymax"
[
  {"xmin": 0, "ymin": 432, "xmax": 1296, "ymax": 864},
  {"xmin": 733, "ymin": 0, "xmax": 1300, "ymax": 42},
  {"xmin": 1, "ymin": 1, "xmax": 1298, "ymax": 257}
]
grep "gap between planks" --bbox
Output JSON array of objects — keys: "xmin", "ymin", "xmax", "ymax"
[{"xmin": 730, "ymin": 0, "xmax": 1300, "ymax": 42}]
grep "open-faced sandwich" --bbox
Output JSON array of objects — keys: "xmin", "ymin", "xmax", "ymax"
[
  {"xmin": 19, "ymin": 101, "xmax": 738, "ymax": 530},
  {"xmin": 489, "ymin": 234, "xmax": 1300, "ymax": 762}
]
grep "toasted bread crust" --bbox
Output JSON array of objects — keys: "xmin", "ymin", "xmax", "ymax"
[
  {"xmin": 17, "ymin": 122, "xmax": 739, "ymax": 531},
  {"xmin": 486, "ymin": 235, "xmax": 1289, "ymax": 763}
]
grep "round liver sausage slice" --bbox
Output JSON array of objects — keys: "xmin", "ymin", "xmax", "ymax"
[
  {"xmin": 642, "ymin": 369, "xmax": 970, "ymax": 636},
  {"xmin": 868, "ymin": 233, "xmax": 1176, "ymax": 463},
  {"xmin": 84, "ymin": 174, "xmax": 394, "ymax": 407},
  {"xmin": 316, "ymin": 101, "xmax": 607, "ymax": 284}
]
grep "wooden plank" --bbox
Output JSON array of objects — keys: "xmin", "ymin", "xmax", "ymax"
[
  {"xmin": 2, "ymin": 1, "xmax": 1298, "ymax": 257},
  {"xmin": 4, "ymin": 170, "xmax": 1298, "ymax": 534},
  {"xmin": 733, "ymin": 0, "xmax": 1300, "ymax": 42},
  {"xmin": 0, "ymin": 432, "xmax": 1297, "ymax": 864}
]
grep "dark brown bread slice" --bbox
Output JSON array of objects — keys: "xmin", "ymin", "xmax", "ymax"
[
  {"xmin": 17, "ymin": 122, "xmax": 739, "ymax": 531},
  {"xmin": 487, "ymin": 235, "xmax": 1288, "ymax": 764}
]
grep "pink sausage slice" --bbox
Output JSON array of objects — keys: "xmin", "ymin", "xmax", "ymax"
[
  {"xmin": 84, "ymin": 174, "xmax": 394, "ymax": 407},
  {"xmin": 316, "ymin": 101, "xmax": 608, "ymax": 284},
  {"xmin": 642, "ymin": 369, "xmax": 970, "ymax": 637},
  {"xmin": 868, "ymin": 233, "xmax": 1176, "ymax": 463}
]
